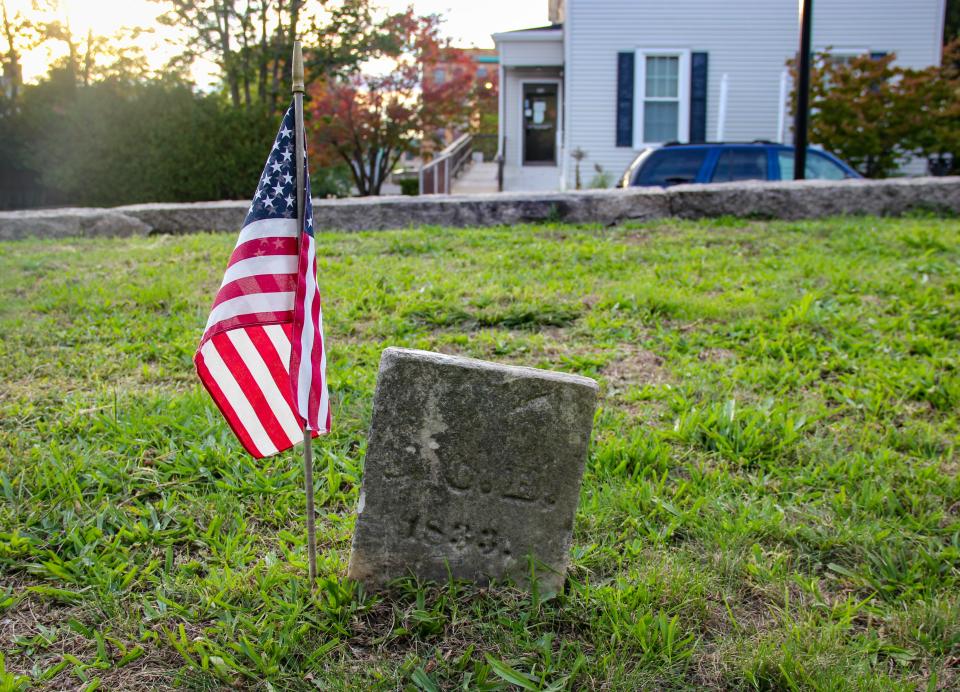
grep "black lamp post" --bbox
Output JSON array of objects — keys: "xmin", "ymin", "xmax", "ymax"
[{"xmin": 793, "ymin": 0, "xmax": 813, "ymax": 180}]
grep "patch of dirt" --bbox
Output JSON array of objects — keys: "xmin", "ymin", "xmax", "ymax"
[
  {"xmin": 698, "ymin": 347, "xmax": 737, "ymax": 362},
  {"xmin": 1, "ymin": 582, "xmax": 180, "ymax": 691},
  {"xmin": 580, "ymin": 293, "xmax": 601, "ymax": 310},
  {"xmin": 602, "ymin": 345, "xmax": 668, "ymax": 391},
  {"xmin": 432, "ymin": 326, "xmax": 584, "ymax": 366},
  {"xmin": 618, "ymin": 230, "xmax": 658, "ymax": 245},
  {"xmin": 689, "ymin": 641, "xmax": 732, "ymax": 689},
  {"xmin": 435, "ymin": 342, "xmax": 465, "ymax": 356}
]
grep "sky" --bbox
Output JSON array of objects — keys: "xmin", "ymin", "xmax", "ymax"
[{"xmin": 7, "ymin": 0, "xmax": 549, "ymax": 84}]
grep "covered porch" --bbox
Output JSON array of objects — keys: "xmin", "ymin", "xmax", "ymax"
[{"xmin": 492, "ymin": 26, "xmax": 565, "ymax": 192}]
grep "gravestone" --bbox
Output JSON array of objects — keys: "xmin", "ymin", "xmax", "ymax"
[{"xmin": 348, "ymin": 347, "xmax": 599, "ymax": 592}]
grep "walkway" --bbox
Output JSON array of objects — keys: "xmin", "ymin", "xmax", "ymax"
[{"xmin": 451, "ymin": 161, "xmax": 499, "ymax": 195}]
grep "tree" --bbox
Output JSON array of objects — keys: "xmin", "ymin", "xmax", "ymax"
[
  {"xmin": 791, "ymin": 52, "xmax": 910, "ymax": 177},
  {"xmin": 150, "ymin": 0, "xmax": 385, "ymax": 112},
  {"xmin": 946, "ymin": 0, "xmax": 959, "ymax": 47},
  {"xmin": 791, "ymin": 46, "xmax": 960, "ymax": 178},
  {"xmin": 308, "ymin": 9, "xmax": 479, "ymax": 195},
  {"xmin": 900, "ymin": 38, "xmax": 960, "ymax": 175},
  {"xmin": 1, "ymin": 0, "xmax": 40, "ymax": 103},
  {"xmin": 151, "ymin": 0, "xmax": 247, "ymax": 106}
]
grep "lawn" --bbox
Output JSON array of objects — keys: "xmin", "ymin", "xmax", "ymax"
[{"xmin": 0, "ymin": 216, "xmax": 958, "ymax": 690}]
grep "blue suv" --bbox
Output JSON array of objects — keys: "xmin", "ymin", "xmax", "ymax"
[{"xmin": 618, "ymin": 142, "xmax": 861, "ymax": 188}]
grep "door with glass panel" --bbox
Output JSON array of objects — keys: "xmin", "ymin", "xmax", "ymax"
[{"xmin": 522, "ymin": 83, "xmax": 558, "ymax": 165}]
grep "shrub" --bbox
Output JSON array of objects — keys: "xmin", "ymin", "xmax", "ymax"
[
  {"xmin": 1, "ymin": 75, "xmax": 352, "ymax": 208},
  {"xmin": 399, "ymin": 177, "xmax": 420, "ymax": 196},
  {"xmin": 790, "ymin": 40, "xmax": 960, "ymax": 178}
]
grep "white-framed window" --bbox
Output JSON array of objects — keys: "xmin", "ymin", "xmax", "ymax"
[
  {"xmin": 819, "ymin": 47, "xmax": 869, "ymax": 68},
  {"xmin": 634, "ymin": 49, "xmax": 690, "ymax": 147}
]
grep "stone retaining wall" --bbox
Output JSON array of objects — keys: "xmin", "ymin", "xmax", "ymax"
[{"xmin": 1, "ymin": 177, "xmax": 957, "ymax": 240}]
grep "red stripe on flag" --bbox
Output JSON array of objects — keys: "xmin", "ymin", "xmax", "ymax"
[
  {"xmin": 247, "ymin": 325, "xmax": 300, "ymax": 419},
  {"xmin": 307, "ymin": 255, "xmax": 323, "ymax": 429},
  {"xmin": 211, "ymin": 274, "xmax": 297, "ymax": 311},
  {"xmin": 228, "ymin": 237, "xmax": 298, "ymax": 265},
  {"xmin": 210, "ymin": 331, "xmax": 293, "ymax": 453},
  {"xmin": 203, "ymin": 310, "xmax": 295, "ymax": 345},
  {"xmin": 195, "ymin": 350, "xmax": 263, "ymax": 458}
]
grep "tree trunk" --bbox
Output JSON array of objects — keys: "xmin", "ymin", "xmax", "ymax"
[
  {"xmin": 287, "ymin": 0, "xmax": 300, "ymax": 65},
  {"xmin": 339, "ymin": 149, "xmax": 369, "ymax": 196},
  {"xmin": 215, "ymin": 0, "xmax": 240, "ymax": 107},
  {"xmin": 65, "ymin": 30, "xmax": 79, "ymax": 85},
  {"xmin": 269, "ymin": 2, "xmax": 284, "ymax": 113},
  {"xmin": 237, "ymin": 4, "xmax": 252, "ymax": 106},
  {"xmin": 83, "ymin": 30, "xmax": 93, "ymax": 86},
  {"xmin": 257, "ymin": 0, "xmax": 269, "ymax": 105},
  {"xmin": 1, "ymin": 0, "xmax": 21, "ymax": 101}
]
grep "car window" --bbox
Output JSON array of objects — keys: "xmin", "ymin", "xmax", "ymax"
[
  {"xmin": 778, "ymin": 151, "xmax": 849, "ymax": 180},
  {"xmin": 633, "ymin": 149, "xmax": 706, "ymax": 186},
  {"xmin": 711, "ymin": 148, "xmax": 767, "ymax": 182}
]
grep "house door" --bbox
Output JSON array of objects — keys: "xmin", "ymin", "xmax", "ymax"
[{"xmin": 522, "ymin": 83, "xmax": 558, "ymax": 165}]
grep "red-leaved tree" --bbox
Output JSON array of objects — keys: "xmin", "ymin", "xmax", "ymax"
[
  {"xmin": 791, "ymin": 41, "xmax": 960, "ymax": 177},
  {"xmin": 308, "ymin": 9, "xmax": 479, "ymax": 195}
]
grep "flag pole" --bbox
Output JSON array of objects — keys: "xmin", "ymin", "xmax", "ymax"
[{"xmin": 292, "ymin": 39, "xmax": 317, "ymax": 584}]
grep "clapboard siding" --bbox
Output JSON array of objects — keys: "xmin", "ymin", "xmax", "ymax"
[
  {"xmin": 562, "ymin": 0, "xmax": 944, "ymax": 187},
  {"xmin": 500, "ymin": 39, "xmax": 564, "ymax": 67}
]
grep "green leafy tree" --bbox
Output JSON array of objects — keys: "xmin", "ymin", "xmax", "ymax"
[
  {"xmin": 150, "ymin": 0, "xmax": 387, "ymax": 112},
  {"xmin": 791, "ymin": 52, "xmax": 910, "ymax": 177},
  {"xmin": 1, "ymin": 0, "xmax": 41, "ymax": 103},
  {"xmin": 792, "ymin": 46, "xmax": 960, "ymax": 178},
  {"xmin": 900, "ymin": 38, "xmax": 960, "ymax": 175}
]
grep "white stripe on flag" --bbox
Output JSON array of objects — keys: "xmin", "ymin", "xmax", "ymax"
[
  {"xmin": 234, "ymin": 217, "xmax": 298, "ymax": 247},
  {"xmin": 296, "ymin": 235, "xmax": 317, "ymax": 423},
  {"xmin": 226, "ymin": 329, "xmax": 303, "ymax": 444},
  {"xmin": 316, "ymin": 306, "xmax": 329, "ymax": 432},
  {"xmin": 205, "ymin": 291, "xmax": 295, "ymax": 332},
  {"xmin": 264, "ymin": 324, "xmax": 291, "ymax": 367},
  {"xmin": 200, "ymin": 340, "xmax": 278, "ymax": 457},
  {"xmin": 221, "ymin": 255, "xmax": 297, "ymax": 287}
]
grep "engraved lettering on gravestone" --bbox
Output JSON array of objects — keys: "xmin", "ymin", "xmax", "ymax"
[{"xmin": 348, "ymin": 348, "xmax": 598, "ymax": 592}]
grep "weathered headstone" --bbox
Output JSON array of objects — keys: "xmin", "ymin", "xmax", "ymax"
[{"xmin": 348, "ymin": 347, "xmax": 598, "ymax": 592}]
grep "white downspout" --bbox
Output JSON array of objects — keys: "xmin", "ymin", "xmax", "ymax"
[
  {"xmin": 777, "ymin": 69, "xmax": 788, "ymax": 143},
  {"xmin": 558, "ymin": 8, "xmax": 571, "ymax": 190},
  {"xmin": 715, "ymin": 73, "xmax": 729, "ymax": 141}
]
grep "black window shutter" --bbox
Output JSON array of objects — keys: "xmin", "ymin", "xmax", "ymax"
[
  {"xmin": 689, "ymin": 52, "xmax": 708, "ymax": 143},
  {"xmin": 616, "ymin": 52, "xmax": 634, "ymax": 147}
]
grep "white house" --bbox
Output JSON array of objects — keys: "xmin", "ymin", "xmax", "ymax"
[{"xmin": 492, "ymin": 0, "xmax": 947, "ymax": 191}]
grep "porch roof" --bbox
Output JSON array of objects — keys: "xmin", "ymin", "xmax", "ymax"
[{"xmin": 492, "ymin": 25, "xmax": 563, "ymax": 67}]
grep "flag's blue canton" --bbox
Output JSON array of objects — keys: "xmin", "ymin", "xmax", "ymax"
[{"xmin": 244, "ymin": 104, "xmax": 314, "ymax": 237}]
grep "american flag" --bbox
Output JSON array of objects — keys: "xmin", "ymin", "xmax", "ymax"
[{"xmin": 194, "ymin": 101, "xmax": 330, "ymax": 458}]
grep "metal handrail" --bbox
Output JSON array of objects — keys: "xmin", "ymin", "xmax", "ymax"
[
  {"xmin": 496, "ymin": 136, "xmax": 506, "ymax": 192},
  {"xmin": 419, "ymin": 134, "xmax": 473, "ymax": 195}
]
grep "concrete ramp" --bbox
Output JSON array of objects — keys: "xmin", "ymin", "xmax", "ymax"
[{"xmin": 452, "ymin": 162, "xmax": 499, "ymax": 195}]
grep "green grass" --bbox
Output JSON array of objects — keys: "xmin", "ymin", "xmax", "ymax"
[{"xmin": 0, "ymin": 216, "xmax": 958, "ymax": 690}]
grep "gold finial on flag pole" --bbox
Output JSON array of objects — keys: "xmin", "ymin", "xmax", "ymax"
[
  {"xmin": 292, "ymin": 38, "xmax": 317, "ymax": 584},
  {"xmin": 293, "ymin": 39, "xmax": 305, "ymax": 94}
]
